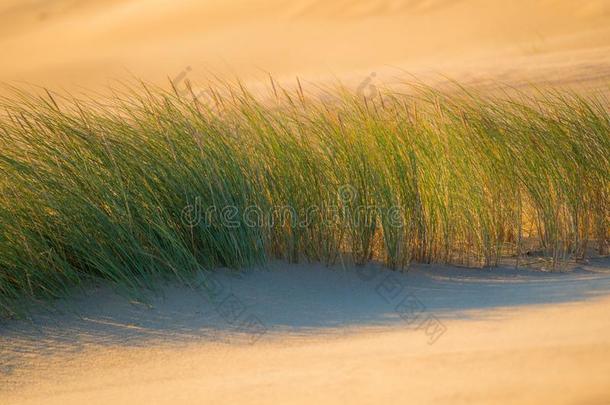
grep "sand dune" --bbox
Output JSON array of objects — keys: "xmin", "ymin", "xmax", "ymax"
[
  {"xmin": 2, "ymin": 3, "xmax": 610, "ymax": 404},
  {"xmin": 1, "ymin": 0, "xmax": 610, "ymax": 90},
  {"xmin": 2, "ymin": 261, "xmax": 610, "ymax": 404}
]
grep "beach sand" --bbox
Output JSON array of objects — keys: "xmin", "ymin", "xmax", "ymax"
[
  {"xmin": 2, "ymin": 2, "xmax": 610, "ymax": 404},
  {"xmin": 1, "ymin": 0, "xmax": 610, "ymax": 90},
  {"xmin": 2, "ymin": 260, "xmax": 610, "ymax": 404}
]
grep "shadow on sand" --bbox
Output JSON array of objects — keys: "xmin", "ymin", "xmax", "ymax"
[{"xmin": 1, "ymin": 257, "xmax": 610, "ymax": 369}]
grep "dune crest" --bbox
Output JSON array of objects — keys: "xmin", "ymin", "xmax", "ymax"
[{"xmin": 0, "ymin": 0, "xmax": 610, "ymax": 89}]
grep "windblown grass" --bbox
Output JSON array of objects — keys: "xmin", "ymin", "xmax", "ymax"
[{"xmin": 0, "ymin": 80, "xmax": 608, "ymax": 316}]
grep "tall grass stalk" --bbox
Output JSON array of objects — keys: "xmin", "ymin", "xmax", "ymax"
[{"xmin": 0, "ymin": 81, "xmax": 608, "ymax": 316}]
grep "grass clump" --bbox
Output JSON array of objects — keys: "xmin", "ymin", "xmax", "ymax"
[{"xmin": 0, "ymin": 80, "xmax": 608, "ymax": 316}]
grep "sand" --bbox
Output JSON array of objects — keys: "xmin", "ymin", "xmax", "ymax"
[
  {"xmin": 2, "ymin": 260, "xmax": 610, "ymax": 404},
  {"xmin": 1, "ymin": 0, "xmax": 610, "ymax": 91},
  {"xmin": 2, "ymin": 2, "xmax": 610, "ymax": 404}
]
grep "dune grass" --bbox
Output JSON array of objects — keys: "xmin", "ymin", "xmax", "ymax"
[{"xmin": 0, "ymin": 79, "xmax": 608, "ymax": 317}]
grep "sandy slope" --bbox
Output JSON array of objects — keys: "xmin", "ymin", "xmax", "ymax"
[
  {"xmin": 2, "ymin": 261, "xmax": 610, "ymax": 404},
  {"xmin": 2, "ymin": 3, "xmax": 610, "ymax": 404},
  {"xmin": 1, "ymin": 0, "xmax": 610, "ymax": 90},
  {"xmin": 6, "ymin": 302, "xmax": 610, "ymax": 404}
]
